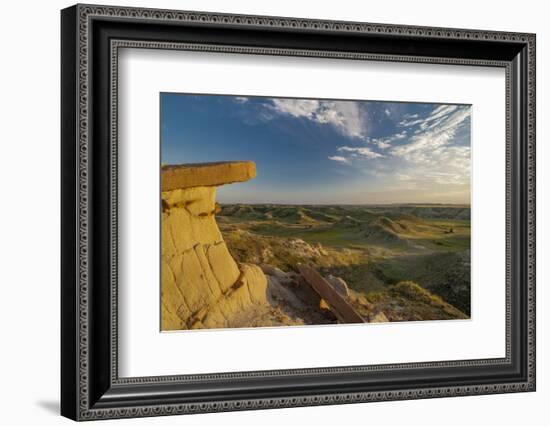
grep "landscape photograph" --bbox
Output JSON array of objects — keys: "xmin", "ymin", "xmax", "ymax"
[{"xmin": 160, "ymin": 93, "xmax": 471, "ymax": 331}]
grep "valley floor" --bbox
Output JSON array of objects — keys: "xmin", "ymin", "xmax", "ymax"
[{"xmin": 218, "ymin": 203, "xmax": 471, "ymax": 323}]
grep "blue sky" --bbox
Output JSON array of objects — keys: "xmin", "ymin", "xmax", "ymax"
[{"xmin": 161, "ymin": 93, "xmax": 471, "ymax": 204}]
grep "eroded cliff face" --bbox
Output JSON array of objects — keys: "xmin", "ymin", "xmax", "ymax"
[{"xmin": 161, "ymin": 163, "xmax": 268, "ymax": 331}]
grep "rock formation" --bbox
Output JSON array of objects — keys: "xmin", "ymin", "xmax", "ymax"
[
  {"xmin": 161, "ymin": 161, "xmax": 269, "ymax": 330},
  {"xmin": 161, "ymin": 161, "xmax": 393, "ymax": 330}
]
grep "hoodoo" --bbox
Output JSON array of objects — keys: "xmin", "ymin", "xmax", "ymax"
[
  {"xmin": 161, "ymin": 161, "xmax": 414, "ymax": 331},
  {"xmin": 161, "ymin": 161, "xmax": 268, "ymax": 330}
]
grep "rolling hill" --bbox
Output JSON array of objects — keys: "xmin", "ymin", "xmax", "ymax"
[{"xmin": 218, "ymin": 204, "xmax": 471, "ymax": 319}]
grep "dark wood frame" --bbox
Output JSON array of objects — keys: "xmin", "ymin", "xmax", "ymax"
[{"xmin": 61, "ymin": 4, "xmax": 536, "ymax": 421}]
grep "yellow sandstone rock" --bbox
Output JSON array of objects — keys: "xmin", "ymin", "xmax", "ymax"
[
  {"xmin": 162, "ymin": 161, "xmax": 256, "ymax": 191},
  {"xmin": 161, "ymin": 161, "xmax": 269, "ymax": 331},
  {"xmin": 239, "ymin": 263, "xmax": 268, "ymax": 304}
]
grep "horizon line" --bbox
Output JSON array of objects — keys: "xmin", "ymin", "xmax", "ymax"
[{"xmin": 218, "ymin": 202, "xmax": 471, "ymax": 207}]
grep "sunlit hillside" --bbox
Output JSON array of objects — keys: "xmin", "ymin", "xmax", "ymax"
[{"xmin": 218, "ymin": 204, "xmax": 471, "ymax": 320}]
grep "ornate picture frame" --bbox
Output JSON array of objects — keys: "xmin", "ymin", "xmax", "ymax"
[{"xmin": 61, "ymin": 4, "xmax": 535, "ymax": 421}]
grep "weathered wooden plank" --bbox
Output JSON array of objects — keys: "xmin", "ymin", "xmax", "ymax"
[{"xmin": 297, "ymin": 265, "xmax": 366, "ymax": 324}]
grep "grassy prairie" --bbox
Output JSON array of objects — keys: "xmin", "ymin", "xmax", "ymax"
[{"xmin": 218, "ymin": 203, "xmax": 471, "ymax": 319}]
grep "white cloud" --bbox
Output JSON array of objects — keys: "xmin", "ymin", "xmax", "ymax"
[
  {"xmin": 392, "ymin": 106, "xmax": 470, "ymax": 161},
  {"xmin": 398, "ymin": 105, "xmax": 459, "ymax": 128},
  {"xmin": 375, "ymin": 140, "xmax": 391, "ymax": 149},
  {"xmin": 328, "ymin": 155, "xmax": 350, "ymax": 164},
  {"xmin": 328, "ymin": 104, "xmax": 471, "ymax": 197},
  {"xmin": 234, "ymin": 96, "xmax": 249, "ymax": 103},
  {"xmin": 270, "ymin": 99, "xmax": 319, "ymax": 118},
  {"xmin": 262, "ymin": 99, "xmax": 471, "ymax": 200},
  {"xmin": 366, "ymin": 130, "xmax": 407, "ymax": 150},
  {"xmin": 267, "ymin": 98, "xmax": 367, "ymax": 140},
  {"xmin": 384, "ymin": 108, "xmax": 391, "ymax": 117},
  {"xmin": 389, "ymin": 105, "xmax": 471, "ymax": 188},
  {"xmin": 337, "ymin": 146, "xmax": 383, "ymax": 159}
]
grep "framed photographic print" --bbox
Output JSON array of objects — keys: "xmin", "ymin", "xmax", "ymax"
[{"xmin": 61, "ymin": 4, "xmax": 536, "ymax": 421}]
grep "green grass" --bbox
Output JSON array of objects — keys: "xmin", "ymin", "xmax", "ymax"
[
  {"xmin": 218, "ymin": 204, "xmax": 471, "ymax": 318},
  {"xmin": 366, "ymin": 281, "xmax": 468, "ymax": 321},
  {"xmin": 367, "ymin": 251, "xmax": 471, "ymax": 315}
]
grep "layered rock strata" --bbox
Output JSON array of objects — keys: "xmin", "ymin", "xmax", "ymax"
[{"xmin": 161, "ymin": 161, "xmax": 268, "ymax": 330}]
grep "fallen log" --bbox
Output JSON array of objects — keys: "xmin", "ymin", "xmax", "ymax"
[{"xmin": 297, "ymin": 264, "xmax": 366, "ymax": 324}]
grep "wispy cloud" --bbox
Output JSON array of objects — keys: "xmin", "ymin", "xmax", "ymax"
[
  {"xmin": 366, "ymin": 130, "xmax": 407, "ymax": 150},
  {"xmin": 337, "ymin": 146, "xmax": 384, "ymax": 159},
  {"xmin": 392, "ymin": 105, "xmax": 470, "ymax": 161},
  {"xmin": 267, "ymin": 99, "xmax": 367, "ymax": 140},
  {"xmin": 375, "ymin": 140, "xmax": 391, "ymax": 149},
  {"xmin": 164, "ymin": 93, "xmax": 472, "ymax": 204},
  {"xmin": 327, "ymin": 104, "xmax": 470, "ymax": 195},
  {"xmin": 398, "ymin": 105, "xmax": 460, "ymax": 129},
  {"xmin": 390, "ymin": 105, "xmax": 471, "ymax": 187},
  {"xmin": 328, "ymin": 155, "xmax": 350, "ymax": 164}
]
